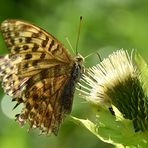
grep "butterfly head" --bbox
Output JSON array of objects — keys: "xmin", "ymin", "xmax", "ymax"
[
  {"xmin": 73, "ymin": 53, "xmax": 85, "ymax": 79},
  {"xmin": 74, "ymin": 53, "xmax": 84, "ymax": 64}
]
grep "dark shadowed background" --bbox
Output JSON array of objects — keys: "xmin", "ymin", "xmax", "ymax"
[{"xmin": 0, "ymin": 0, "xmax": 148, "ymax": 148}]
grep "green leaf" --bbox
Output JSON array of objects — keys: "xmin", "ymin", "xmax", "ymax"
[
  {"xmin": 134, "ymin": 51, "xmax": 147, "ymax": 69},
  {"xmin": 70, "ymin": 108, "xmax": 148, "ymax": 147},
  {"xmin": 134, "ymin": 51, "xmax": 148, "ymax": 96}
]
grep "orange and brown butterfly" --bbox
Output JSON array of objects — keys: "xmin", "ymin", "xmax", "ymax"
[{"xmin": 0, "ymin": 19, "xmax": 84, "ymax": 135}]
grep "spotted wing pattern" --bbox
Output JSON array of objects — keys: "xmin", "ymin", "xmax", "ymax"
[{"xmin": 0, "ymin": 19, "xmax": 81, "ymax": 135}]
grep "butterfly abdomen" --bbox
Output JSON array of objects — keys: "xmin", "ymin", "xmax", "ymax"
[{"xmin": 60, "ymin": 63, "xmax": 82, "ymax": 114}]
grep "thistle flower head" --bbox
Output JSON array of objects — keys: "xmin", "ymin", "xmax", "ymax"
[
  {"xmin": 79, "ymin": 49, "xmax": 148, "ymax": 132},
  {"xmin": 79, "ymin": 49, "xmax": 135, "ymax": 106}
]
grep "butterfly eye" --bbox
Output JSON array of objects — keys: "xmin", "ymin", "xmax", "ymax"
[
  {"xmin": 75, "ymin": 54, "xmax": 84, "ymax": 63},
  {"xmin": 77, "ymin": 57, "xmax": 83, "ymax": 62}
]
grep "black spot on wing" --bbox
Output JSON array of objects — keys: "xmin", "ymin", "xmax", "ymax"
[
  {"xmin": 23, "ymin": 63, "xmax": 29, "ymax": 68},
  {"xmin": 25, "ymin": 37, "xmax": 31, "ymax": 43},
  {"xmin": 51, "ymin": 45, "xmax": 59, "ymax": 54},
  {"xmin": 19, "ymin": 38, "xmax": 23, "ymax": 43},
  {"xmin": 31, "ymin": 32, "xmax": 40, "ymax": 38},
  {"xmin": 25, "ymin": 54, "xmax": 32, "ymax": 59},
  {"xmin": 48, "ymin": 40, "xmax": 55, "ymax": 51},
  {"xmin": 42, "ymin": 36, "xmax": 49, "ymax": 47},
  {"xmin": 14, "ymin": 46, "xmax": 20, "ymax": 53},
  {"xmin": 32, "ymin": 43, "xmax": 39, "ymax": 52},
  {"xmin": 40, "ymin": 53, "xmax": 46, "ymax": 59},
  {"xmin": 23, "ymin": 45, "xmax": 29, "ymax": 50}
]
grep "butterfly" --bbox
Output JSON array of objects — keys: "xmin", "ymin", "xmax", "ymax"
[{"xmin": 0, "ymin": 19, "xmax": 84, "ymax": 135}]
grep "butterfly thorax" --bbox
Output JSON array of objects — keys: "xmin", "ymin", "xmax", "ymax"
[
  {"xmin": 73, "ymin": 54, "xmax": 84, "ymax": 82},
  {"xmin": 59, "ymin": 54, "xmax": 84, "ymax": 119},
  {"xmin": 74, "ymin": 54, "xmax": 84, "ymax": 64}
]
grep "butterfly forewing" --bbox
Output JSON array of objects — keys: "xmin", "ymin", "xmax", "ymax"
[
  {"xmin": 1, "ymin": 19, "xmax": 72, "ymax": 63},
  {"xmin": 0, "ymin": 19, "xmax": 83, "ymax": 135}
]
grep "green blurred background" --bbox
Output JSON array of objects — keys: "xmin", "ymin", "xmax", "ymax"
[{"xmin": 0, "ymin": 0, "xmax": 148, "ymax": 148}]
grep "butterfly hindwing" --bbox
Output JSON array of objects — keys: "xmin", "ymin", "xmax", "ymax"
[{"xmin": 16, "ymin": 64, "xmax": 74, "ymax": 135}]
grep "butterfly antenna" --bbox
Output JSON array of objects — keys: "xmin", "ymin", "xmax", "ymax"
[
  {"xmin": 96, "ymin": 52, "xmax": 102, "ymax": 62},
  {"xmin": 84, "ymin": 52, "xmax": 96, "ymax": 59},
  {"xmin": 84, "ymin": 52, "xmax": 102, "ymax": 62},
  {"xmin": 75, "ymin": 16, "xmax": 83, "ymax": 55},
  {"xmin": 66, "ymin": 37, "xmax": 75, "ymax": 54}
]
